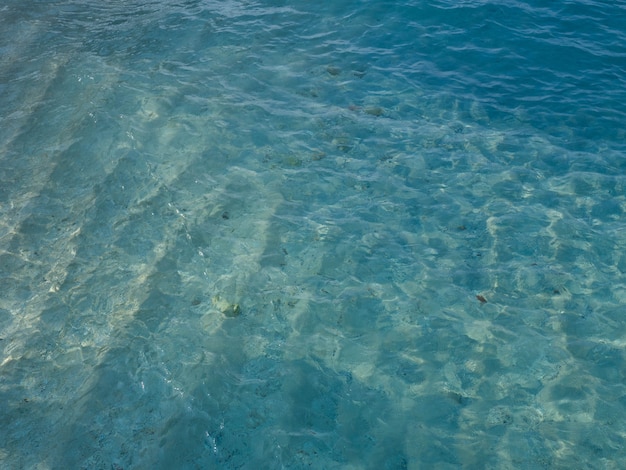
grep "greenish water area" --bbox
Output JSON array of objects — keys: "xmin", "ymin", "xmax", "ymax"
[{"xmin": 1, "ymin": 1, "xmax": 626, "ymax": 468}]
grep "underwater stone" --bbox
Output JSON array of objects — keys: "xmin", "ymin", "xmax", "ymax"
[{"xmin": 212, "ymin": 295, "xmax": 241, "ymax": 317}]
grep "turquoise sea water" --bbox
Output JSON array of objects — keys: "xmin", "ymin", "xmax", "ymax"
[{"xmin": 1, "ymin": 0, "xmax": 626, "ymax": 468}]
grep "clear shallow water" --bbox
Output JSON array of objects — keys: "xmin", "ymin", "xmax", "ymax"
[{"xmin": 1, "ymin": 0, "xmax": 626, "ymax": 468}]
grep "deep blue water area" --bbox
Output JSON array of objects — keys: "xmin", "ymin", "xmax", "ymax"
[{"xmin": 1, "ymin": 1, "xmax": 626, "ymax": 468}]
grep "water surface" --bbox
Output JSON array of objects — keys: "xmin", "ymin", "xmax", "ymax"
[{"xmin": 1, "ymin": 1, "xmax": 626, "ymax": 468}]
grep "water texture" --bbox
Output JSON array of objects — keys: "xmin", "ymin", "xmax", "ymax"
[{"xmin": 1, "ymin": 0, "xmax": 626, "ymax": 468}]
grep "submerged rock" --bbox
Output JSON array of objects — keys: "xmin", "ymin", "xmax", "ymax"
[{"xmin": 212, "ymin": 295, "xmax": 241, "ymax": 317}]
